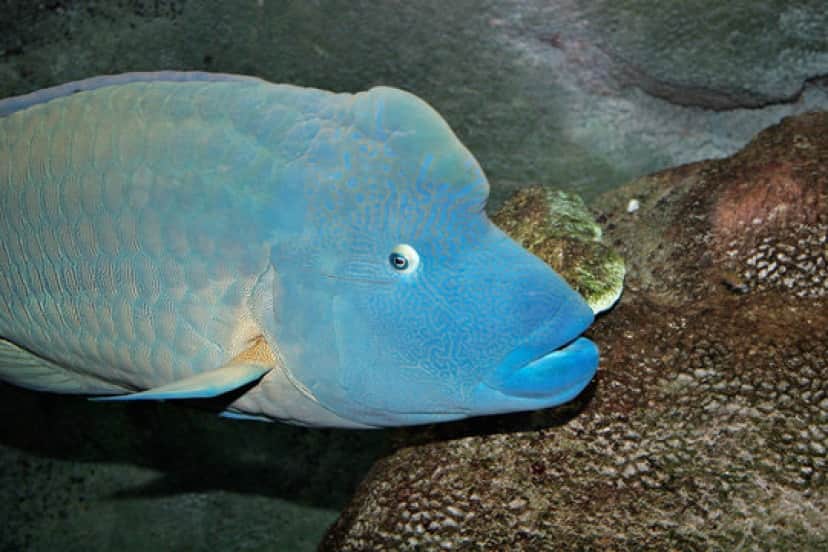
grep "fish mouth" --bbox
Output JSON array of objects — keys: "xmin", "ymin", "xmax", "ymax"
[
  {"xmin": 490, "ymin": 336, "xmax": 598, "ymax": 396},
  {"xmin": 470, "ymin": 301, "xmax": 599, "ymax": 416},
  {"xmin": 353, "ymin": 334, "xmax": 599, "ymax": 425},
  {"xmin": 469, "ymin": 337, "xmax": 599, "ymax": 416}
]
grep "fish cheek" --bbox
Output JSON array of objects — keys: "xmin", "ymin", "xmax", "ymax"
[
  {"xmin": 252, "ymin": 259, "xmax": 350, "ymax": 412},
  {"xmin": 328, "ymin": 277, "xmax": 473, "ymax": 418},
  {"xmin": 330, "ymin": 291, "xmax": 432, "ymax": 416}
]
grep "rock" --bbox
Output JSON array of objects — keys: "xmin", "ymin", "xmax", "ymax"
[
  {"xmin": 581, "ymin": 2, "xmax": 828, "ymax": 109},
  {"xmin": 321, "ymin": 112, "xmax": 828, "ymax": 551}
]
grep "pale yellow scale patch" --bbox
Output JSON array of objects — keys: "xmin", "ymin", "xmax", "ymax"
[
  {"xmin": 117, "ymin": 211, "xmax": 140, "ymax": 252},
  {"xmin": 80, "ymin": 169, "xmax": 103, "ymax": 218},
  {"xmin": 152, "ymin": 346, "xmax": 176, "ymax": 382},
  {"xmin": 98, "ymin": 341, "xmax": 118, "ymax": 368},
  {"xmin": 95, "ymin": 260, "xmax": 116, "ymax": 294},
  {"xmin": 167, "ymin": 227, "xmax": 191, "ymax": 259},
  {"xmin": 231, "ymin": 333, "xmax": 277, "ymax": 366},
  {"xmin": 91, "ymin": 108, "xmax": 117, "ymax": 165},
  {"xmin": 23, "ymin": 183, "xmax": 42, "ymax": 225},
  {"xmin": 39, "ymin": 229, "xmax": 61, "ymax": 268},
  {"xmin": 60, "ymin": 181, "xmax": 86, "ymax": 229},
  {"xmin": 27, "ymin": 119, "xmax": 51, "ymax": 181},
  {"xmin": 115, "ymin": 116, "xmax": 147, "ymax": 172},
  {"xmin": 184, "ymin": 259, "xmax": 211, "ymax": 291},
  {"xmin": 62, "ymin": 300, "xmax": 81, "ymax": 328},
  {"xmin": 133, "ymin": 303, "xmax": 156, "ymax": 346},
  {"xmin": 139, "ymin": 209, "xmax": 165, "ymax": 258},
  {"xmin": 9, "ymin": 116, "xmax": 33, "ymax": 181},
  {"xmin": 78, "ymin": 263, "xmax": 96, "ymax": 293},
  {"xmin": 193, "ymin": 233, "xmax": 216, "ymax": 259},
  {"xmin": 96, "ymin": 303, "xmax": 116, "ymax": 337},
  {"xmin": 182, "ymin": 301, "xmax": 211, "ymax": 332},
  {"xmin": 116, "ymin": 343, "xmax": 137, "ymax": 376},
  {"xmin": 76, "ymin": 333, "xmax": 101, "ymax": 365},
  {"xmin": 42, "ymin": 264, "xmax": 61, "ymax": 296},
  {"xmin": 79, "ymin": 302, "xmax": 101, "ymax": 336},
  {"xmin": 37, "ymin": 103, "xmax": 64, "ymax": 176},
  {"xmin": 77, "ymin": 220, "xmax": 97, "ymax": 253},
  {"xmin": 132, "ymin": 254, "xmax": 162, "ymax": 298},
  {"xmin": 175, "ymin": 327, "xmax": 204, "ymax": 359},
  {"xmin": 117, "ymin": 262, "xmax": 140, "ymax": 300},
  {"xmin": 126, "ymin": 182, "xmax": 151, "ymax": 210},
  {"xmin": 40, "ymin": 178, "xmax": 61, "ymax": 219},
  {"xmin": 24, "ymin": 228, "xmax": 44, "ymax": 268},
  {"xmin": 69, "ymin": 105, "xmax": 95, "ymax": 168}
]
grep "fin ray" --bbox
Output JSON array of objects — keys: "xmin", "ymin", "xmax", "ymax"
[
  {"xmin": 92, "ymin": 362, "xmax": 271, "ymax": 401},
  {"xmin": 219, "ymin": 410, "xmax": 272, "ymax": 422}
]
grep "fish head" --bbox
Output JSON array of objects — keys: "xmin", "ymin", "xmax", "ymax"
[{"xmin": 262, "ymin": 87, "xmax": 597, "ymax": 427}]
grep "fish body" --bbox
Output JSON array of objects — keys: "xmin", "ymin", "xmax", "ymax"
[{"xmin": 0, "ymin": 72, "xmax": 597, "ymax": 428}]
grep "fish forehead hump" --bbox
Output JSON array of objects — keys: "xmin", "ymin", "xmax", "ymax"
[
  {"xmin": 346, "ymin": 86, "xmax": 489, "ymax": 207},
  {"xmin": 269, "ymin": 84, "xmax": 491, "ymax": 250}
]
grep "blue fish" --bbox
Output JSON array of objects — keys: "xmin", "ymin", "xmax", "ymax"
[{"xmin": 0, "ymin": 72, "xmax": 597, "ymax": 428}]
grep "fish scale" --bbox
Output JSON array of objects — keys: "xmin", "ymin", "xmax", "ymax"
[{"xmin": 0, "ymin": 81, "xmax": 270, "ymax": 393}]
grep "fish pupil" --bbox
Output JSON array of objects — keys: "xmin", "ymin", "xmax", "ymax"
[{"xmin": 390, "ymin": 253, "xmax": 408, "ymax": 270}]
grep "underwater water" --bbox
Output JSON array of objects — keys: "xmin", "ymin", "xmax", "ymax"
[
  {"xmin": 1, "ymin": 1, "xmax": 827, "ymax": 550},
  {"xmin": 2, "ymin": 1, "xmax": 827, "ymax": 206}
]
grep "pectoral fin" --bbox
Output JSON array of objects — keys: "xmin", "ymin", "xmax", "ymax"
[
  {"xmin": 218, "ymin": 409, "xmax": 272, "ymax": 422},
  {"xmin": 92, "ymin": 362, "xmax": 271, "ymax": 401},
  {"xmin": 93, "ymin": 335, "xmax": 275, "ymax": 401}
]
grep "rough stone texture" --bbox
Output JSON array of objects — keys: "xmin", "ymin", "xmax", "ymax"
[
  {"xmin": 322, "ymin": 112, "xmax": 828, "ymax": 550},
  {"xmin": 504, "ymin": 0, "xmax": 828, "ymax": 109}
]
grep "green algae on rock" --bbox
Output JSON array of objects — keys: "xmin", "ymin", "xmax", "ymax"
[{"xmin": 492, "ymin": 186, "xmax": 625, "ymax": 314}]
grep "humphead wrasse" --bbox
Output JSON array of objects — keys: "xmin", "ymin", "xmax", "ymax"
[{"xmin": 0, "ymin": 72, "xmax": 598, "ymax": 428}]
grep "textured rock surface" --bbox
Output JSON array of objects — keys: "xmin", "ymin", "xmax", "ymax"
[
  {"xmin": 322, "ymin": 112, "xmax": 828, "ymax": 550},
  {"xmin": 505, "ymin": 0, "xmax": 828, "ymax": 109}
]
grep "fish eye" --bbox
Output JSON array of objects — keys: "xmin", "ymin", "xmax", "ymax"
[{"xmin": 389, "ymin": 243, "xmax": 420, "ymax": 273}]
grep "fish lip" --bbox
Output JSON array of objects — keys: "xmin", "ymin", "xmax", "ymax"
[
  {"xmin": 483, "ymin": 336, "xmax": 599, "ymax": 401},
  {"xmin": 467, "ymin": 336, "xmax": 598, "ymax": 416},
  {"xmin": 526, "ymin": 335, "xmax": 582, "ymax": 367},
  {"xmin": 488, "ymin": 309, "xmax": 595, "ymax": 383},
  {"xmin": 525, "ymin": 335, "xmax": 590, "ymax": 368}
]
